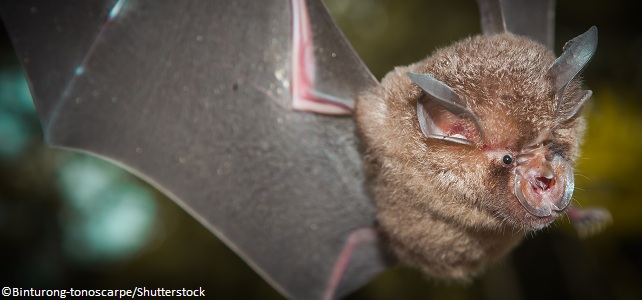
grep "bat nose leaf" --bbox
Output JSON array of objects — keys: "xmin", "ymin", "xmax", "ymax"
[{"xmin": 514, "ymin": 155, "xmax": 573, "ymax": 217}]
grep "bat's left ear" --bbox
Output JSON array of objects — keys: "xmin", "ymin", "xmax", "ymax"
[
  {"xmin": 408, "ymin": 72, "xmax": 486, "ymax": 145},
  {"xmin": 547, "ymin": 26, "xmax": 598, "ymax": 120}
]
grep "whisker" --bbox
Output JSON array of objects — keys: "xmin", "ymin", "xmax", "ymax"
[{"xmin": 575, "ymin": 173, "xmax": 591, "ymax": 180}]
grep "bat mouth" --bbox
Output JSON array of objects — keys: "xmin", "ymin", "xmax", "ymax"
[{"xmin": 513, "ymin": 155, "xmax": 574, "ymax": 218}]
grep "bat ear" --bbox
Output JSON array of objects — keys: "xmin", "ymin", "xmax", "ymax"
[
  {"xmin": 547, "ymin": 26, "xmax": 598, "ymax": 120},
  {"xmin": 407, "ymin": 72, "xmax": 486, "ymax": 145}
]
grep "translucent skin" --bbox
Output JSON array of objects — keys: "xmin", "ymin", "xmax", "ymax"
[{"xmin": 355, "ymin": 33, "xmax": 587, "ymax": 278}]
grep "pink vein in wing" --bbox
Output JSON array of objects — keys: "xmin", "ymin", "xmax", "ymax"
[
  {"xmin": 322, "ymin": 227, "xmax": 379, "ymax": 300},
  {"xmin": 290, "ymin": 0, "xmax": 352, "ymax": 115}
]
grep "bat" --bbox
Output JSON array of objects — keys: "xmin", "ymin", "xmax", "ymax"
[
  {"xmin": 0, "ymin": 0, "xmax": 610, "ymax": 299},
  {"xmin": 356, "ymin": 23, "xmax": 604, "ymax": 279}
]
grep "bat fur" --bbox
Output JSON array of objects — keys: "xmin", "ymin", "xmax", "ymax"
[{"xmin": 355, "ymin": 33, "xmax": 587, "ymax": 279}]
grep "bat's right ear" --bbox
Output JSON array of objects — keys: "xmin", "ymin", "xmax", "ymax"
[
  {"xmin": 407, "ymin": 72, "xmax": 485, "ymax": 145},
  {"xmin": 547, "ymin": 26, "xmax": 598, "ymax": 121}
]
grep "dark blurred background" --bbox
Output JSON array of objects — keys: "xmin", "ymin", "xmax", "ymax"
[{"xmin": 0, "ymin": 0, "xmax": 640, "ymax": 299}]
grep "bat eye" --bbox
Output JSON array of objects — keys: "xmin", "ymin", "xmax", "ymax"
[{"xmin": 502, "ymin": 155, "xmax": 513, "ymax": 165}]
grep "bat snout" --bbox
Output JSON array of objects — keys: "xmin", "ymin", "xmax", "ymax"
[{"xmin": 513, "ymin": 155, "xmax": 574, "ymax": 218}]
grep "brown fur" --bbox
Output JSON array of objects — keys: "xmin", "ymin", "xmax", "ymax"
[{"xmin": 355, "ymin": 33, "xmax": 587, "ymax": 279}]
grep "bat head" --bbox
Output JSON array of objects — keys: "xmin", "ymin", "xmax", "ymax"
[
  {"xmin": 406, "ymin": 27, "xmax": 597, "ymax": 230},
  {"xmin": 357, "ymin": 27, "xmax": 598, "ymax": 236}
]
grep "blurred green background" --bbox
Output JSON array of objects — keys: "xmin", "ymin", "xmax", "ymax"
[{"xmin": 0, "ymin": 0, "xmax": 640, "ymax": 299}]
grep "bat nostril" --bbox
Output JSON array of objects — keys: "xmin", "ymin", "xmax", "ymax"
[{"xmin": 535, "ymin": 176, "xmax": 554, "ymax": 190}]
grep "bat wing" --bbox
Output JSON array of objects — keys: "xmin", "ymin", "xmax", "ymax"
[
  {"xmin": 0, "ymin": 0, "xmax": 389, "ymax": 298},
  {"xmin": 477, "ymin": 0, "xmax": 556, "ymax": 49}
]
